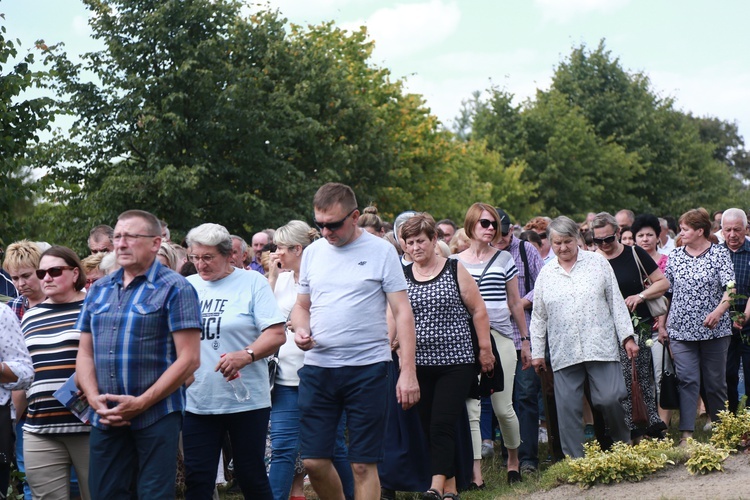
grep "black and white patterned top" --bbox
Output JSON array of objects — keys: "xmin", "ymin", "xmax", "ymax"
[
  {"xmin": 405, "ymin": 260, "xmax": 475, "ymax": 367},
  {"xmin": 664, "ymin": 244, "xmax": 734, "ymax": 341}
]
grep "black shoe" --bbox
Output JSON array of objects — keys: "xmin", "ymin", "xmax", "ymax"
[
  {"xmin": 508, "ymin": 470, "xmax": 522, "ymax": 484},
  {"xmin": 381, "ymin": 487, "xmax": 396, "ymax": 500},
  {"xmin": 466, "ymin": 482, "xmax": 485, "ymax": 491}
]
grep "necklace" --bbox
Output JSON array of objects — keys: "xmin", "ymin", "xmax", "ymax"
[
  {"xmin": 414, "ymin": 258, "xmax": 440, "ymax": 280},
  {"xmin": 472, "ymin": 246, "xmax": 490, "ymax": 264}
]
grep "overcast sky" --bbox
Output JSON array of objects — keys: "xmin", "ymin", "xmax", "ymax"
[{"xmin": 4, "ymin": 0, "xmax": 748, "ymax": 142}]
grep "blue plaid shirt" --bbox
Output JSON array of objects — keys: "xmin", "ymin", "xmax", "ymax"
[
  {"xmin": 724, "ymin": 239, "xmax": 750, "ymax": 334},
  {"xmin": 76, "ymin": 259, "xmax": 202, "ymax": 430}
]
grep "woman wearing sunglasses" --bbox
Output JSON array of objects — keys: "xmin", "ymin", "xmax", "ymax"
[
  {"xmin": 21, "ymin": 245, "xmax": 91, "ymax": 499},
  {"xmin": 455, "ymin": 203, "xmax": 530, "ymax": 484},
  {"xmin": 591, "ymin": 213, "xmax": 669, "ymax": 441}
]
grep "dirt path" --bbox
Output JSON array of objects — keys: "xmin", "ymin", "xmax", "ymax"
[{"xmin": 527, "ymin": 452, "xmax": 750, "ymax": 499}]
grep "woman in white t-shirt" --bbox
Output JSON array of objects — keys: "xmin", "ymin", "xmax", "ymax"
[
  {"xmin": 183, "ymin": 223, "xmax": 286, "ymax": 500},
  {"xmin": 267, "ymin": 221, "xmax": 353, "ymax": 500}
]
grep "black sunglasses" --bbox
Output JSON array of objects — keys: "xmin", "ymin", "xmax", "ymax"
[
  {"xmin": 36, "ymin": 266, "xmax": 76, "ymax": 279},
  {"xmin": 314, "ymin": 208, "xmax": 356, "ymax": 232},
  {"xmin": 592, "ymin": 234, "xmax": 617, "ymax": 245},
  {"xmin": 478, "ymin": 219, "xmax": 498, "ymax": 230}
]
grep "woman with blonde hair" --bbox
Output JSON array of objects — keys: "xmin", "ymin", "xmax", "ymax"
[
  {"xmin": 358, "ymin": 206, "xmax": 385, "ymax": 237},
  {"xmin": 448, "ymin": 229, "xmax": 470, "ymax": 254},
  {"xmin": 267, "ymin": 221, "xmax": 354, "ymax": 500}
]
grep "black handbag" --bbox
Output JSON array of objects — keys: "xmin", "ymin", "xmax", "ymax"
[
  {"xmin": 660, "ymin": 342, "xmax": 680, "ymax": 410},
  {"xmin": 478, "ymin": 333, "xmax": 504, "ymax": 397},
  {"xmin": 449, "ymin": 258, "xmax": 504, "ymax": 396}
]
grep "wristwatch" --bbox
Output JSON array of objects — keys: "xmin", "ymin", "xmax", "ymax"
[
  {"xmin": 638, "ymin": 292, "xmax": 646, "ymax": 301},
  {"xmin": 245, "ymin": 349, "xmax": 256, "ymax": 362}
]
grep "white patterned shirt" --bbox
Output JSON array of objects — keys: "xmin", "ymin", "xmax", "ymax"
[
  {"xmin": 530, "ymin": 250, "xmax": 634, "ymax": 371},
  {"xmin": 0, "ymin": 304, "xmax": 34, "ymax": 405}
]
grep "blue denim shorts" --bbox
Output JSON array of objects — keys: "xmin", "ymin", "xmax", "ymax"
[{"xmin": 298, "ymin": 362, "xmax": 391, "ymax": 463}]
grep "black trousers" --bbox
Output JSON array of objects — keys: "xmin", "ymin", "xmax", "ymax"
[{"xmin": 416, "ymin": 364, "xmax": 475, "ymax": 478}]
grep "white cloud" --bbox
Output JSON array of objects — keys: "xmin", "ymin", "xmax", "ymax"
[
  {"xmin": 400, "ymin": 64, "xmax": 552, "ymax": 129},
  {"xmin": 534, "ymin": 0, "xmax": 630, "ymax": 24},
  {"xmin": 249, "ymin": 0, "xmax": 376, "ymax": 23},
  {"xmin": 650, "ymin": 68, "xmax": 750, "ymax": 140},
  {"xmin": 341, "ymin": 0, "xmax": 461, "ymax": 62},
  {"xmin": 71, "ymin": 15, "xmax": 91, "ymax": 37}
]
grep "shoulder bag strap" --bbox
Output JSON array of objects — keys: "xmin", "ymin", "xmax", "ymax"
[
  {"xmin": 477, "ymin": 250, "xmax": 502, "ymax": 287},
  {"xmin": 519, "ymin": 240, "xmax": 532, "ymax": 292},
  {"xmin": 631, "ymin": 245, "xmax": 651, "ymax": 289}
]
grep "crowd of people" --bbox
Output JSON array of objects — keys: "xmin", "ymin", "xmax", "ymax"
[{"xmin": 0, "ymin": 188, "xmax": 746, "ymax": 500}]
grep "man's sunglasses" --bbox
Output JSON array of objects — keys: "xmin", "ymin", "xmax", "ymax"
[
  {"xmin": 478, "ymin": 219, "xmax": 498, "ymax": 230},
  {"xmin": 36, "ymin": 266, "xmax": 76, "ymax": 279},
  {"xmin": 313, "ymin": 209, "xmax": 356, "ymax": 232},
  {"xmin": 592, "ymin": 234, "xmax": 617, "ymax": 245}
]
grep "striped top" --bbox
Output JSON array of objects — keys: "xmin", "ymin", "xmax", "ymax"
[
  {"xmin": 21, "ymin": 300, "xmax": 89, "ymax": 434},
  {"xmin": 454, "ymin": 250, "xmax": 518, "ymax": 339}
]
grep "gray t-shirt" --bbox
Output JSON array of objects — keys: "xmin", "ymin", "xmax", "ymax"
[{"xmin": 298, "ymin": 231, "xmax": 407, "ymax": 368}]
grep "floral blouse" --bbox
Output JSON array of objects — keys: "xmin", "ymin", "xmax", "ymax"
[
  {"xmin": 664, "ymin": 244, "xmax": 734, "ymax": 341},
  {"xmin": 0, "ymin": 304, "xmax": 34, "ymax": 405},
  {"xmin": 530, "ymin": 250, "xmax": 634, "ymax": 371}
]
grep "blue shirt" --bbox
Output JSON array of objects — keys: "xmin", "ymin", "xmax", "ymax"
[
  {"xmin": 724, "ymin": 239, "xmax": 750, "ymax": 334},
  {"xmin": 76, "ymin": 260, "xmax": 202, "ymax": 430}
]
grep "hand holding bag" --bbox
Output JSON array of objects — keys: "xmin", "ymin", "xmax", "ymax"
[
  {"xmin": 660, "ymin": 342, "xmax": 680, "ymax": 410},
  {"xmin": 630, "ymin": 357, "xmax": 649, "ymax": 426},
  {"xmin": 632, "ymin": 246, "xmax": 669, "ymax": 317}
]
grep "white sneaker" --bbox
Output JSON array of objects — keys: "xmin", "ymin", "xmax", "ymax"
[{"xmin": 481, "ymin": 441, "xmax": 495, "ymax": 459}]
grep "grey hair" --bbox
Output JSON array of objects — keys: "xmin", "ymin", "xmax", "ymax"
[
  {"xmin": 722, "ymin": 208, "xmax": 748, "ymax": 228},
  {"xmin": 547, "ymin": 216, "xmax": 580, "ymax": 240},
  {"xmin": 590, "ymin": 212, "xmax": 619, "ymax": 231},
  {"xmin": 186, "ymin": 223, "xmax": 233, "ymax": 256},
  {"xmin": 230, "ymin": 235, "xmax": 247, "ymax": 255},
  {"xmin": 274, "ymin": 220, "xmax": 319, "ymax": 249}
]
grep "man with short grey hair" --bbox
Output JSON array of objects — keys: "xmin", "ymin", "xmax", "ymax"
[
  {"xmin": 721, "ymin": 208, "xmax": 750, "ymax": 413},
  {"xmin": 230, "ymin": 235, "xmax": 249, "ymax": 269}
]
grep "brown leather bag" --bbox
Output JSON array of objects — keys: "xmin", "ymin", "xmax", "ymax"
[{"xmin": 631, "ymin": 357, "xmax": 648, "ymax": 426}]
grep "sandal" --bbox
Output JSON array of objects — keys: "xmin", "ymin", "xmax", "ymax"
[
  {"xmin": 443, "ymin": 493, "xmax": 460, "ymax": 500},
  {"xmin": 423, "ymin": 488, "xmax": 442, "ymax": 500}
]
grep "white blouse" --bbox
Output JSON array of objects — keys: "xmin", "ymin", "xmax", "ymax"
[
  {"xmin": 0, "ymin": 304, "xmax": 34, "ymax": 404},
  {"xmin": 529, "ymin": 250, "xmax": 634, "ymax": 371}
]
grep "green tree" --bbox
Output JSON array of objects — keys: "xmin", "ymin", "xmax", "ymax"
[{"xmin": 0, "ymin": 15, "xmax": 53, "ymax": 246}]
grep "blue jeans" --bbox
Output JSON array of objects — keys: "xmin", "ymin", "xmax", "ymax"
[
  {"xmin": 513, "ymin": 353, "xmax": 541, "ymax": 467},
  {"xmin": 89, "ymin": 411, "xmax": 181, "ymax": 500},
  {"xmin": 269, "ymin": 385, "xmax": 353, "ymax": 500},
  {"xmin": 184, "ymin": 408, "xmax": 272, "ymax": 500}
]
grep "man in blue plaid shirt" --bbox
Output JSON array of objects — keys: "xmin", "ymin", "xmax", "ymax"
[
  {"xmin": 76, "ymin": 209, "xmax": 202, "ymax": 499},
  {"xmin": 721, "ymin": 208, "xmax": 750, "ymax": 414}
]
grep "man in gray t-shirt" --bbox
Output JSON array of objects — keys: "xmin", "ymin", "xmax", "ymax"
[{"xmin": 292, "ymin": 182, "xmax": 419, "ymax": 500}]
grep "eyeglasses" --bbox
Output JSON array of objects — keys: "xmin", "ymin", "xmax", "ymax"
[
  {"xmin": 313, "ymin": 208, "xmax": 356, "ymax": 232},
  {"xmin": 536, "ymin": 232, "xmax": 548, "ymax": 240},
  {"xmin": 592, "ymin": 234, "xmax": 617, "ymax": 245},
  {"xmin": 85, "ymin": 277, "xmax": 100, "ymax": 286},
  {"xmin": 501, "ymin": 231, "xmax": 510, "ymax": 237},
  {"xmin": 478, "ymin": 219, "xmax": 498, "ymax": 230},
  {"xmin": 90, "ymin": 248, "xmax": 110, "ymax": 254},
  {"xmin": 113, "ymin": 233, "xmax": 159, "ymax": 243},
  {"xmin": 189, "ymin": 254, "xmax": 218, "ymax": 264},
  {"xmin": 36, "ymin": 266, "xmax": 76, "ymax": 280}
]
